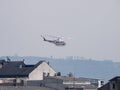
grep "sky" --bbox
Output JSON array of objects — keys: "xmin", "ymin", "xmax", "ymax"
[{"xmin": 0, "ymin": 0, "xmax": 120, "ymax": 62}]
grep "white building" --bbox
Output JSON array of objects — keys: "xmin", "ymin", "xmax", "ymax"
[
  {"xmin": 29, "ymin": 61, "xmax": 56, "ymax": 80},
  {"xmin": 0, "ymin": 60, "xmax": 56, "ymax": 86}
]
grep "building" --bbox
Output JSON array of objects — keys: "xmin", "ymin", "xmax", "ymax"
[
  {"xmin": 0, "ymin": 60, "xmax": 56, "ymax": 86},
  {"xmin": 0, "ymin": 86, "xmax": 54, "ymax": 90},
  {"xmin": 98, "ymin": 76, "xmax": 120, "ymax": 90},
  {"xmin": 0, "ymin": 59, "xmax": 104, "ymax": 90},
  {"xmin": 43, "ymin": 76, "xmax": 103, "ymax": 90}
]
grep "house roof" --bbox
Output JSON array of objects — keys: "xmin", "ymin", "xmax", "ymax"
[
  {"xmin": 64, "ymin": 84, "xmax": 97, "ymax": 89},
  {"xmin": 0, "ymin": 60, "xmax": 44, "ymax": 78},
  {"xmin": 109, "ymin": 76, "xmax": 120, "ymax": 81},
  {"xmin": 47, "ymin": 76, "xmax": 98, "ymax": 83},
  {"xmin": 44, "ymin": 76, "xmax": 98, "ymax": 89}
]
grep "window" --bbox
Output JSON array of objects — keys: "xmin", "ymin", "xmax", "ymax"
[{"xmin": 112, "ymin": 83, "xmax": 115, "ymax": 89}]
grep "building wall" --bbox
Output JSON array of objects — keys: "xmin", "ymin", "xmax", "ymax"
[
  {"xmin": 98, "ymin": 80, "xmax": 120, "ymax": 90},
  {"xmin": 98, "ymin": 83, "xmax": 109, "ymax": 90},
  {"xmin": 0, "ymin": 77, "xmax": 28, "ymax": 86},
  {"xmin": 0, "ymin": 86, "xmax": 53, "ymax": 90},
  {"xmin": 83, "ymin": 89, "xmax": 97, "ymax": 90},
  {"xmin": 29, "ymin": 62, "xmax": 56, "ymax": 80},
  {"xmin": 45, "ymin": 82, "xmax": 64, "ymax": 90},
  {"xmin": 44, "ymin": 77, "xmax": 65, "ymax": 90},
  {"xmin": 109, "ymin": 81, "xmax": 120, "ymax": 90},
  {"xmin": 110, "ymin": 81, "xmax": 116, "ymax": 90},
  {"xmin": 27, "ymin": 80, "xmax": 44, "ymax": 86}
]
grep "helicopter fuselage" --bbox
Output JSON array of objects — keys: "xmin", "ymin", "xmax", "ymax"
[
  {"xmin": 45, "ymin": 39, "xmax": 66, "ymax": 46},
  {"xmin": 41, "ymin": 35, "xmax": 66, "ymax": 46}
]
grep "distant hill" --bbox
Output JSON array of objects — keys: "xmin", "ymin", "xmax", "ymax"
[{"xmin": 0, "ymin": 56, "xmax": 120, "ymax": 83}]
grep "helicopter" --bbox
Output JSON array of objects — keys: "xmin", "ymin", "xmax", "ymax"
[{"xmin": 41, "ymin": 35, "xmax": 66, "ymax": 46}]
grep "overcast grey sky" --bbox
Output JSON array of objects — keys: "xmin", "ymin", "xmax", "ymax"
[{"xmin": 0, "ymin": 0, "xmax": 120, "ymax": 61}]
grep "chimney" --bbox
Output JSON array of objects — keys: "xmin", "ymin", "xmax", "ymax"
[
  {"xmin": 0, "ymin": 60, "xmax": 5, "ymax": 69},
  {"xmin": 19, "ymin": 64, "xmax": 22, "ymax": 69},
  {"xmin": 0, "ymin": 64, "xmax": 3, "ymax": 69},
  {"xmin": 68, "ymin": 72, "xmax": 74, "ymax": 77},
  {"xmin": 47, "ymin": 62, "xmax": 50, "ymax": 65},
  {"xmin": 6, "ymin": 57, "xmax": 11, "ymax": 62}
]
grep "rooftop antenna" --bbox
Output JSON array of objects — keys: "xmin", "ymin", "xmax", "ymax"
[
  {"xmin": 6, "ymin": 56, "xmax": 11, "ymax": 62},
  {"xmin": 23, "ymin": 59, "xmax": 25, "ymax": 62}
]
